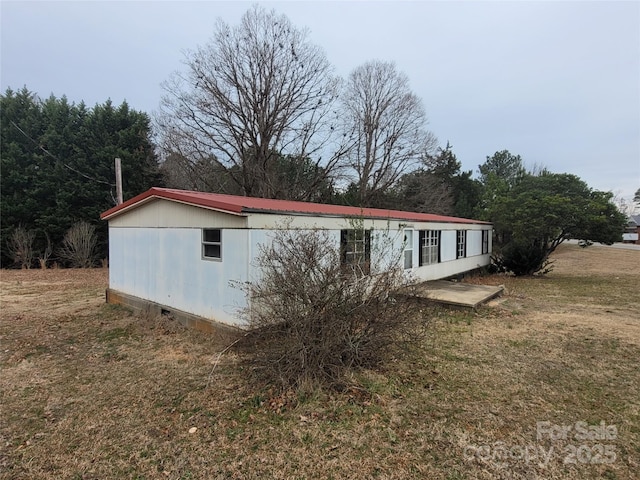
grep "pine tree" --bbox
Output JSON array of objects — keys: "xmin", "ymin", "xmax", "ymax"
[{"xmin": 1, "ymin": 88, "xmax": 163, "ymax": 265}]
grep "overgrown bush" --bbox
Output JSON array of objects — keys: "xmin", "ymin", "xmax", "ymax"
[
  {"xmin": 6, "ymin": 226, "xmax": 36, "ymax": 268},
  {"xmin": 58, "ymin": 221, "xmax": 97, "ymax": 268},
  {"xmin": 234, "ymin": 227, "xmax": 422, "ymax": 390},
  {"xmin": 37, "ymin": 232, "xmax": 53, "ymax": 269}
]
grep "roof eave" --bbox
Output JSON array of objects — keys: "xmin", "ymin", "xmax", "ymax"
[
  {"xmin": 101, "ymin": 187, "xmax": 491, "ymax": 226},
  {"xmin": 100, "ymin": 187, "xmax": 247, "ymax": 220},
  {"xmin": 241, "ymin": 207, "xmax": 490, "ymax": 225}
]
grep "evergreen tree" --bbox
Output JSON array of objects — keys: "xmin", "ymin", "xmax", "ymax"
[
  {"xmin": 490, "ymin": 172, "xmax": 627, "ymax": 275},
  {"xmin": 391, "ymin": 143, "xmax": 481, "ymax": 218},
  {"xmin": 1, "ymin": 87, "xmax": 162, "ymax": 266}
]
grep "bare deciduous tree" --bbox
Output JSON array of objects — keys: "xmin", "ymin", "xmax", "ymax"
[
  {"xmin": 7, "ymin": 226, "xmax": 36, "ymax": 269},
  {"xmin": 611, "ymin": 191, "xmax": 634, "ymax": 217},
  {"xmin": 160, "ymin": 152, "xmax": 242, "ymax": 194},
  {"xmin": 157, "ymin": 5, "xmax": 349, "ymax": 200},
  {"xmin": 394, "ymin": 170, "xmax": 454, "ymax": 216},
  {"xmin": 58, "ymin": 221, "xmax": 97, "ymax": 268},
  {"xmin": 343, "ymin": 60, "xmax": 436, "ymax": 207}
]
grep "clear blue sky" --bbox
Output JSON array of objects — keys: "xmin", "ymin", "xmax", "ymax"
[{"xmin": 2, "ymin": 1, "xmax": 639, "ymax": 201}]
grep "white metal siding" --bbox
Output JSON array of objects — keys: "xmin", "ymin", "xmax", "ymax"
[
  {"xmin": 406, "ymin": 228, "xmax": 491, "ymax": 282},
  {"xmin": 467, "ymin": 230, "xmax": 482, "ymax": 257},
  {"xmin": 412, "ymin": 254, "xmax": 492, "ymax": 282},
  {"xmin": 109, "ymin": 227, "xmax": 249, "ymax": 326},
  {"xmin": 107, "ymin": 204, "xmax": 492, "ymax": 326},
  {"xmin": 440, "ymin": 230, "xmax": 457, "ymax": 262},
  {"xmin": 109, "ymin": 199, "xmax": 247, "ymax": 229},
  {"xmin": 246, "ymin": 213, "xmax": 488, "ymax": 232},
  {"xmin": 247, "ymin": 229, "xmax": 343, "ymax": 280}
]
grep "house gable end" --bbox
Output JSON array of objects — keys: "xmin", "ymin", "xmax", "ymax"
[{"xmin": 107, "ymin": 197, "xmax": 248, "ymax": 229}]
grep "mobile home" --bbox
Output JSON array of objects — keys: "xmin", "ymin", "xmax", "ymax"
[{"xmin": 101, "ymin": 188, "xmax": 492, "ymax": 329}]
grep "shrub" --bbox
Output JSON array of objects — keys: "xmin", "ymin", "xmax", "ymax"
[
  {"xmin": 38, "ymin": 232, "xmax": 53, "ymax": 269},
  {"xmin": 58, "ymin": 221, "xmax": 97, "ymax": 268},
  {"xmin": 493, "ymin": 239, "xmax": 553, "ymax": 276},
  {"xmin": 234, "ymin": 227, "xmax": 422, "ymax": 390},
  {"xmin": 6, "ymin": 226, "xmax": 36, "ymax": 269}
]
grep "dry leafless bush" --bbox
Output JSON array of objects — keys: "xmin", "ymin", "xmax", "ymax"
[
  {"xmin": 37, "ymin": 232, "xmax": 53, "ymax": 269},
  {"xmin": 58, "ymin": 221, "xmax": 97, "ymax": 268},
  {"xmin": 234, "ymin": 227, "xmax": 423, "ymax": 390},
  {"xmin": 7, "ymin": 225, "xmax": 36, "ymax": 269}
]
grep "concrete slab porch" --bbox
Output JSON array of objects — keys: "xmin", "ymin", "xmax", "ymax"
[{"xmin": 413, "ymin": 280, "xmax": 504, "ymax": 309}]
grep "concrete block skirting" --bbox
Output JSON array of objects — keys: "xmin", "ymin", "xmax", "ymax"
[{"xmin": 105, "ymin": 288, "xmax": 240, "ymax": 336}]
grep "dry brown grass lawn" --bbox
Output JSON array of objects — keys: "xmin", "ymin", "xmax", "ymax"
[{"xmin": 1, "ymin": 244, "xmax": 639, "ymax": 479}]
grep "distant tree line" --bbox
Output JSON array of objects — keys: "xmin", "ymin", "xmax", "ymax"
[
  {"xmin": 1, "ymin": 87, "xmax": 162, "ymax": 267},
  {"xmin": 1, "ymin": 5, "xmax": 629, "ymax": 274}
]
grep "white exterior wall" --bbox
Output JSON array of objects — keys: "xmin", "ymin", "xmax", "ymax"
[
  {"xmin": 109, "ymin": 198, "xmax": 247, "ymax": 229},
  {"xmin": 247, "ymin": 229, "xmax": 344, "ymax": 280},
  {"xmin": 411, "ymin": 254, "xmax": 492, "ymax": 282},
  {"xmin": 107, "ymin": 199, "xmax": 492, "ymax": 327},
  {"xmin": 402, "ymin": 228, "xmax": 492, "ymax": 282},
  {"xmin": 109, "ymin": 227, "xmax": 249, "ymax": 325},
  {"xmin": 246, "ymin": 227, "xmax": 492, "ymax": 281}
]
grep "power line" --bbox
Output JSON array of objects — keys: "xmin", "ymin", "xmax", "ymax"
[{"xmin": 9, "ymin": 121, "xmax": 115, "ymax": 187}]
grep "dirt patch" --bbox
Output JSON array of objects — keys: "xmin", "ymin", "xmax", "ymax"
[{"xmin": 1, "ymin": 268, "xmax": 108, "ymax": 318}]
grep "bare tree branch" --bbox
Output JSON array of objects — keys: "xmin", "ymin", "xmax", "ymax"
[
  {"xmin": 233, "ymin": 227, "xmax": 422, "ymax": 389},
  {"xmin": 342, "ymin": 60, "xmax": 436, "ymax": 206},
  {"xmin": 7, "ymin": 226, "xmax": 36, "ymax": 269},
  {"xmin": 58, "ymin": 221, "xmax": 97, "ymax": 268},
  {"xmin": 157, "ymin": 6, "xmax": 351, "ymax": 200}
]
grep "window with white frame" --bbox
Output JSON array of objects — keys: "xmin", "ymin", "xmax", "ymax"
[
  {"xmin": 202, "ymin": 229, "xmax": 222, "ymax": 260},
  {"xmin": 482, "ymin": 230, "xmax": 489, "ymax": 254},
  {"xmin": 403, "ymin": 229, "xmax": 413, "ymax": 269},
  {"xmin": 340, "ymin": 229, "xmax": 371, "ymax": 274},
  {"xmin": 419, "ymin": 230, "xmax": 440, "ymax": 266},
  {"xmin": 456, "ymin": 230, "xmax": 467, "ymax": 259}
]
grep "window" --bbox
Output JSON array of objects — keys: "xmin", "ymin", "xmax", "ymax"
[
  {"xmin": 202, "ymin": 229, "xmax": 221, "ymax": 260},
  {"xmin": 341, "ymin": 229, "xmax": 371, "ymax": 274},
  {"xmin": 418, "ymin": 230, "xmax": 440, "ymax": 266},
  {"xmin": 403, "ymin": 229, "xmax": 413, "ymax": 269},
  {"xmin": 456, "ymin": 230, "xmax": 467, "ymax": 259},
  {"xmin": 482, "ymin": 230, "xmax": 489, "ymax": 254}
]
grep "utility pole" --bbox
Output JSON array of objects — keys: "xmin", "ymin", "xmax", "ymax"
[{"xmin": 115, "ymin": 157, "xmax": 123, "ymax": 205}]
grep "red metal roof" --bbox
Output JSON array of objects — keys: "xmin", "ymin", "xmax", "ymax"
[{"xmin": 100, "ymin": 187, "xmax": 489, "ymax": 224}]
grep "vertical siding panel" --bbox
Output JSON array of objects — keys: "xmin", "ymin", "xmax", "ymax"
[
  {"xmin": 107, "ymin": 227, "xmax": 250, "ymax": 326},
  {"xmin": 467, "ymin": 230, "xmax": 481, "ymax": 257},
  {"xmin": 440, "ymin": 231, "xmax": 457, "ymax": 262}
]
